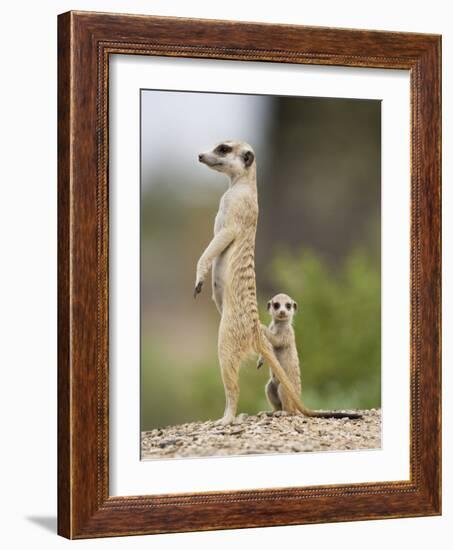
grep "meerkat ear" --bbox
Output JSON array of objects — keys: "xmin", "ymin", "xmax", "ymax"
[
  {"xmin": 293, "ymin": 301, "xmax": 298, "ymax": 311},
  {"xmin": 243, "ymin": 150, "xmax": 255, "ymax": 167},
  {"xmin": 267, "ymin": 300, "xmax": 272, "ymax": 311}
]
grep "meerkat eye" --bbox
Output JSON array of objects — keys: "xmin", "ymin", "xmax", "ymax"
[
  {"xmin": 215, "ymin": 144, "xmax": 232, "ymax": 155},
  {"xmin": 273, "ymin": 302, "xmax": 280, "ymax": 310},
  {"xmin": 286, "ymin": 303, "xmax": 291, "ymax": 310}
]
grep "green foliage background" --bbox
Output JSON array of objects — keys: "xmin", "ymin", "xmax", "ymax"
[{"xmin": 269, "ymin": 248, "xmax": 381, "ymax": 411}]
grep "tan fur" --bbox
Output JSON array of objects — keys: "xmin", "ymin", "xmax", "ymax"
[
  {"xmin": 259, "ymin": 293, "xmax": 361, "ymax": 419},
  {"xmin": 195, "ymin": 141, "xmax": 308, "ymax": 425}
]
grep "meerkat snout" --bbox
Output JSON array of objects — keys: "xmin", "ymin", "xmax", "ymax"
[
  {"xmin": 198, "ymin": 140, "xmax": 255, "ymax": 178},
  {"xmin": 267, "ymin": 293, "xmax": 298, "ymax": 322}
]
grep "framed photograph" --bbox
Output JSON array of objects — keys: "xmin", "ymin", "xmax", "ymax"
[{"xmin": 58, "ymin": 11, "xmax": 441, "ymax": 539}]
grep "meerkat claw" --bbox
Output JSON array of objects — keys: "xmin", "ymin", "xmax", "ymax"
[{"xmin": 194, "ymin": 281, "xmax": 203, "ymax": 298}]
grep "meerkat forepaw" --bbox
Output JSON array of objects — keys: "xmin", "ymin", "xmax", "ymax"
[
  {"xmin": 256, "ymin": 356, "xmax": 264, "ymax": 369},
  {"xmin": 193, "ymin": 280, "xmax": 203, "ymax": 298}
]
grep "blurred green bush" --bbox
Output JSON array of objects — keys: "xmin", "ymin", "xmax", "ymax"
[
  {"xmin": 141, "ymin": 247, "xmax": 380, "ymax": 431},
  {"xmin": 267, "ymin": 247, "xmax": 381, "ymax": 411}
]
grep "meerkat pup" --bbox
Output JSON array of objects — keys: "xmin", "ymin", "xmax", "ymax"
[
  {"xmin": 195, "ymin": 140, "xmax": 308, "ymax": 425},
  {"xmin": 257, "ymin": 293, "xmax": 301, "ymax": 411},
  {"xmin": 258, "ymin": 293, "xmax": 361, "ymax": 419}
]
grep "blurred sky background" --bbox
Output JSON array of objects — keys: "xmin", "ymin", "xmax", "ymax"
[
  {"xmin": 141, "ymin": 91, "xmax": 272, "ymax": 188},
  {"xmin": 141, "ymin": 90, "xmax": 381, "ymax": 433}
]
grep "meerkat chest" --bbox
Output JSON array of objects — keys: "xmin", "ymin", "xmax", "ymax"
[
  {"xmin": 271, "ymin": 326, "xmax": 288, "ymax": 351},
  {"xmin": 214, "ymin": 192, "xmax": 230, "ymax": 234},
  {"xmin": 274, "ymin": 334, "xmax": 289, "ymax": 353},
  {"xmin": 270, "ymin": 322, "xmax": 296, "ymax": 353}
]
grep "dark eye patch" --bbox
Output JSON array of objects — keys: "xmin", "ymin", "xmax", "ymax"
[
  {"xmin": 286, "ymin": 303, "xmax": 291, "ymax": 310},
  {"xmin": 273, "ymin": 302, "xmax": 280, "ymax": 310},
  {"xmin": 215, "ymin": 144, "xmax": 232, "ymax": 155}
]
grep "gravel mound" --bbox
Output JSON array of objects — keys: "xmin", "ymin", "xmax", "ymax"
[{"xmin": 141, "ymin": 408, "xmax": 381, "ymax": 459}]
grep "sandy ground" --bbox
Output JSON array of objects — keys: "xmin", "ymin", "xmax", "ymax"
[{"xmin": 141, "ymin": 408, "xmax": 381, "ymax": 459}]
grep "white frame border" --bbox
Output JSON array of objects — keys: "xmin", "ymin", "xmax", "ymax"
[{"xmin": 109, "ymin": 55, "xmax": 410, "ymax": 497}]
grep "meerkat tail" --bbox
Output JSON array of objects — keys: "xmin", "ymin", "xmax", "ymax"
[
  {"xmin": 303, "ymin": 409, "xmax": 362, "ymax": 419},
  {"xmin": 256, "ymin": 328, "xmax": 361, "ymax": 420}
]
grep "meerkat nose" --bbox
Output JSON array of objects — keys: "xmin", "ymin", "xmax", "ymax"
[{"xmin": 198, "ymin": 153, "xmax": 205, "ymax": 162}]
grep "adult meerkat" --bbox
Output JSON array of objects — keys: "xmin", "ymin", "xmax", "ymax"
[
  {"xmin": 258, "ymin": 293, "xmax": 361, "ymax": 419},
  {"xmin": 195, "ymin": 140, "xmax": 359, "ymax": 424},
  {"xmin": 195, "ymin": 140, "xmax": 303, "ymax": 425}
]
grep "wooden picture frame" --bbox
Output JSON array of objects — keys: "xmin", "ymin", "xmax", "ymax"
[{"xmin": 58, "ymin": 10, "xmax": 441, "ymax": 539}]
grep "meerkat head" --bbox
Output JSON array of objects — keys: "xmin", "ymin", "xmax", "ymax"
[
  {"xmin": 267, "ymin": 293, "xmax": 298, "ymax": 323},
  {"xmin": 198, "ymin": 140, "xmax": 255, "ymax": 179}
]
